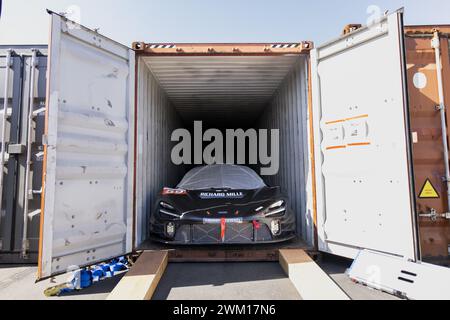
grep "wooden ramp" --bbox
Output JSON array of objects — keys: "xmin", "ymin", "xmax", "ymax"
[
  {"xmin": 279, "ymin": 249, "xmax": 349, "ymax": 300},
  {"xmin": 107, "ymin": 251, "xmax": 168, "ymax": 300}
]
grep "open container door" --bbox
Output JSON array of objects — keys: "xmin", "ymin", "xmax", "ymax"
[
  {"xmin": 310, "ymin": 10, "xmax": 419, "ymax": 260},
  {"xmin": 38, "ymin": 12, "xmax": 135, "ymax": 279}
]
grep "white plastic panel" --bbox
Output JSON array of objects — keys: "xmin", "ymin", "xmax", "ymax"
[
  {"xmin": 311, "ymin": 11, "xmax": 418, "ymax": 260},
  {"xmin": 348, "ymin": 250, "xmax": 450, "ymax": 300},
  {"xmin": 39, "ymin": 14, "xmax": 135, "ymax": 278}
]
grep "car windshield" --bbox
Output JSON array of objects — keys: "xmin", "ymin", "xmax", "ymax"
[{"xmin": 177, "ymin": 165, "xmax": 267, "ymax": 190}]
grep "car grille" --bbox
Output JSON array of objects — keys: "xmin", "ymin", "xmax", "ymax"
[{"xmin": 172, "ymin": 223, "xmax": 273, "ymax": 244}]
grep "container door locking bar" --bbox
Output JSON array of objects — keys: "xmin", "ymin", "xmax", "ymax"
[
  {"xmin": 22, "ymin": 49, "xmax": 38, "ymax": 259},
  {"xmin": 432, "ymin": 31, "xmax": 450, "ymax": 213},
  {"xmin": 0, "ymin": 49, "xmax": 12, "ymax": 225}
]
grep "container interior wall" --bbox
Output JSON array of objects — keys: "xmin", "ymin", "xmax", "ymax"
[
  {"xmin": 136, "ymin": 54, "xmax": 312, "ymax": 246},
  {"xmin": 136, "ymin": 58, "xmax": 183, "ymax": 245},
  {"xmin": 257, "ymin": 58, "xmax": 313, "ymax": 244}
]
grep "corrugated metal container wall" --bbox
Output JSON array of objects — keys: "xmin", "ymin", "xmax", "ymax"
[
  {"xmin": 136, "ymin": 57, "xmax": 183, "ymax": 245},
  {"xmin": 405, "ymin": 27, "xmax": 450, "ymax": 261},
  {"xmin": 257, "ymin": 57, "xmax": 313, "ymax": 244},
  {"xmin": 0, "ymin": 46, "xmax": 47, "ymax": 263}
]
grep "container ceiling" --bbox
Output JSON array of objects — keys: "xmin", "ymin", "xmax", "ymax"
[{"xmin": 143, "ymin": 55, "xmax": 302, "ymax": 127}]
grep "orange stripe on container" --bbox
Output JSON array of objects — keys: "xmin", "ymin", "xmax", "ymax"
[
  {"xmin": 307, "ymin": 62, "xmax": 319, "ymax": 251},
  {"xmin": 348, "ymin": 142, "xmax": 371, "ymax": 147},
  {"xmin": 325, "ymin": 114, "xmax": 369, "ymax": 125},
  {"xmin": 325, "ymin": 119, "xmax": 346, "ymax": 125},
  {"xmin": 346, "ymin": 114, "xmax": 369, "ymax": 121},
  {"xmin": 326, "ymin": 145, "xmax": 347, "ymax": 150}
]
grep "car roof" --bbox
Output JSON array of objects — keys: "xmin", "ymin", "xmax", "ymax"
[{"xmin": 177, "ymin": 165, "xmax": 267, "ymax": 190}]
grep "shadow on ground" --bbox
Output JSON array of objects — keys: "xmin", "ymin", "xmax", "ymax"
[{"xmin": 153, "ymin": 262, "xmax": 301, "ymax": 300}]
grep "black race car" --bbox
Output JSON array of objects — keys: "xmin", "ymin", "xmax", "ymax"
[{"xmin": 149, "ymin": 165, "xmax": 296, "ymax": 245}]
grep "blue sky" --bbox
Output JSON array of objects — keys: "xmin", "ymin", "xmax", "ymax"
[{"xmin": 0, "ymin": 0, "xmax": 449, "ymax": 46}]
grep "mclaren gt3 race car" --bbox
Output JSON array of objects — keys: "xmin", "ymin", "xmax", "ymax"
[{"xmin": 149, "ymin": 165, "xmax": 296, "ymax": 245}]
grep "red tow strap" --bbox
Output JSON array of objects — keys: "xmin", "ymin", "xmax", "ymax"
[{"xmin": 220, "ymin": 218, "xmax": 226, "ymax": 242}]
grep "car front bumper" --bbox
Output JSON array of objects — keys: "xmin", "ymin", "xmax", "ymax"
[{"xmin": 149, "ymin": 218, "xmax": 296, "ymax": 245}]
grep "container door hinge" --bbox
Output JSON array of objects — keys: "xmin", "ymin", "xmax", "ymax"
[
  {"xmin": 431, "ymin": 33, "xmax": 440, "ymax": 49},
  {"xmin": 42, "ymin": 134, "xmax": 48, "ymax": 146},
  {"xmin": 418, "ymin": 209, "xmax": 450, "ymax": 221},
  {"xmin": 436, "ymin": 104, "xmax": 446, "ymax": 111}
]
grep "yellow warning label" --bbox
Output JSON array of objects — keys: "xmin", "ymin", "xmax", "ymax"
[{"xmin": 419, "ymin": 179, "xmax": 440, "ymax": 199}]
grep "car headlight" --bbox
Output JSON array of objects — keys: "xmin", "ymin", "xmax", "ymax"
[
  {"xmin": 159, "ymin": 202, "xmax": 181, "ymax": 218},
  {"xmin": 266, "ymin": 200, "xmax": 286, "ymax": 217},
  {"xmin": 160, "ymin": 202, "xmax": 175, "ymax": 210},
  {"xmin": 269, "ymin": 200, "xmax": 285, "ymax": 209}
]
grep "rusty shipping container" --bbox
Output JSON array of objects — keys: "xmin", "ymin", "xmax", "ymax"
[{"xmin": 405, "ymin": 26, "xmax": 450, "ymax": 262}]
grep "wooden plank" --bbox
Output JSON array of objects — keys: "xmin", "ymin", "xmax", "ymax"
[
  {"xmin": 138, "ymin": 238, "xmax": 311, "ymax": 263},
  {"xmin": 169, "ymin": 248, "xmax": 279, "ymax": 263},
  {"xmin": 107, "ymin": 251, "xmax": 168, "ymax": 300},
  {"xmin": 279, "ymin": 249, "xmax": 350, "ymax": 300}
]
